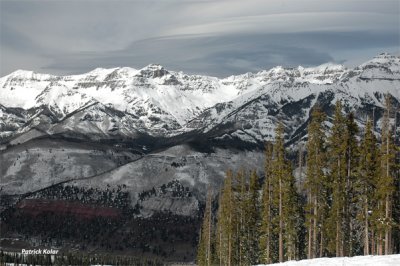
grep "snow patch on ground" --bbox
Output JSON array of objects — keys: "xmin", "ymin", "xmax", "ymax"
[{"xmin": 257, "ymin": 254, "xmax": 400, "ymax": 266}]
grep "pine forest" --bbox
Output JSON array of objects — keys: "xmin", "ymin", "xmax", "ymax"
[{"xmin": 197, "ymin": 95, "xmax": 400, "ymax": 266}]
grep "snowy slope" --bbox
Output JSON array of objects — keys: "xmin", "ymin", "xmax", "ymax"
[
  {"xmin": 0, "ymin": 54, "xmax": 400, "ymax": 148},
  {"xmin": 1, "ymin": 53, "xmax": 399, "ymax": 144},
  {"xmin": 257, "ymin": 254, "xmax": 400, "ymax": 266},
  {"xmin": 1, "ymin": 53, "xmax": 398, "ymax": 141},
  {"xmin": 0, "ymin": 64, "xmax": 245, "ymax": 126}
]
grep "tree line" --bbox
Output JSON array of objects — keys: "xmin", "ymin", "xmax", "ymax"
[
  {"xmin": 0, "ymin": 250, "xmax": 164, "ymax": 266},
  {"xmin": 197, "ymin": 95, "xmax": 399, "ymax": 265}
]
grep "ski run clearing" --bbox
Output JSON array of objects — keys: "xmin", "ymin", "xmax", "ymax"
[{"xmin": 257, "ymin": 254, "xmax": 400, "ymax": 266}]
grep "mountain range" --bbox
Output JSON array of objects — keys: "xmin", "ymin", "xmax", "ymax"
[{"xmin": 0, "ymin": 53, "xmax": 399, "ymax": 214}]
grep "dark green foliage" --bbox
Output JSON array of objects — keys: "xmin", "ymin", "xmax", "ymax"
[
  {"xmin": 199, "ymin": 100, "xmax": 399, "ymax": 264},
  {"xmin": 197, "ymin": 188, "xmax": 213, "ymax": 266},
  {"xmin": 356, "ymin": 118, "xmax": 379, "ymax": 255},
  {"xmin": 305, "ymin": 106, "xmax": 328, "ymax": 258},
  {"xmin": 259, "ymin": 142, "xmax": 276, "ymax": 264},
  {"xmin": 374, "ymin": 95, "xmax": 397, "ymax": 255},
  {"xmin": 326, "ymin": 102, "xmax": 347, "ymax": 256},
  {"xmin": 246, "ymin": 170, "xmax": 261, "ymax": 264}
]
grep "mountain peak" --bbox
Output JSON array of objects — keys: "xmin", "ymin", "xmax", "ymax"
[
  {"xmin": 299, "ymin": 62, "xmax": 346, "ymax": 73},
  {"xmin": 357, "ymin": 53, "xmax": 400, "ymax": 80},
  {"xmin": 375, "ymin": 52, "xmax": 395, "ymax": 58},
  {"xmin": 1, "ymin": 70, "xmax": 55, "ymax": 84},
  {"xmin": 145, "ymin": 63, "xmax": 164, "ymax": 68},
  {"xmin": 360, "ymin": 53, "xmax": 399, "ymax": 66},
  {"xmin": 9, "ymin": 69, "xmax": 34, "ymax": 75},
  {"xmin": 137, "ymin": 64, "xmax": 169, "ymax": 78},
  {"xmin": 6, "ymin": 69, "xmax": 38, "ymax": 79},
  {"xmin": 254, "ymin": 62, "xmax": 346, "ymax": 85}
]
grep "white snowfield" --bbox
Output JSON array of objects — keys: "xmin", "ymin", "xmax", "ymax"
[
  {"xmin": 6, "ymin": 255, "xmax": 399, "ymax": 266},
  {"xmin": 257, "ymin": 254, "xmax": 400, "ymax": 266}
]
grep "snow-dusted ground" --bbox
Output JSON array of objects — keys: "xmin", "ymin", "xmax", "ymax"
[
  {"xmin": 4, "ymin": 255, "xmax": 400, "ymax": 266},
  {"xmin": 257, "ymin": 254, "xmax": 400, "ymax": 266}
]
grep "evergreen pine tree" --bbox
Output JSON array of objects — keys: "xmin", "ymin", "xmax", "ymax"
[
  {"xmin": 197, "ymin": 221, "xmax": 206, "ymax": 264},
  {"xmin": 282, "ymin": 160, "xmax": 302, "ymax": 261},
  {"xmin": 268, "ymin": 122, "xmax": 302, "ymax": 262},
  {"xmin": 305, "ymin": 106, "xmax": 328, "ymax": 258},
  {"xmin": 259, "ymin": 142, "xmax": 275, "ymax": 264},
  {"xmin": 247, "ymin": 170, "xmax": 261, "ymax": 264},
  {"xmin": 271, "ymin": 123, "xmax": 286, "ymax": 262},
  {"xmin": 215, "ymin": 191, "xmax": 224, "ymax": 265},
  {"xmin": 393, "ymin": 103, "xmax": 400, "ymax": 254},
  {"xmin": 356, "ymin": 118, "xmax": 379, "ymax": 255},
  {"xmin": 345, "ymin": 112, "xmax": 360, "ymax": 255},
  {"xmin": 234, "ymin": 169, "xmax": 247, "ymax": 265},
  {"xmin": 217, "ymin": 170, "xmax": 236, "ymax": 266},
  {"xmin": 197, "ymin": 187, "xmax": 213, "ymax": 266},
  {"xmin": 375, "ymin": 95, "xmax": 396, "ymax": 255},
  {"xmin": 326, "ymin": 101, "xmax": 347, "ymax": 256}
]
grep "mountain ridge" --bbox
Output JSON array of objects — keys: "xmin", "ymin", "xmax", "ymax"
[{"xmin": 1, "ymin": 53, "xmax": 399, "ymax": 144}]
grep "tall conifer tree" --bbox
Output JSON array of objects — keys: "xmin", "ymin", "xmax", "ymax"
[
  {"xmin": 305, "ymin": 106, "xmax": 328, "ymax": 258},
  {"xmin": 376, "ymin": 95, "xmax": 396, "ymax": 255},
  {"xmin": 356, "ymin": 118, "xmax": 379, "ymax": 255},
  {"xmin": 234, "ymin": 170, "xmax": 247, "ymax": 265},
  {"xmin": 259, "ymin": 142, "xmax": 275, "ymax": 264},
  {"xmin": 216, "ymin": 170, "xmax": 236, "ymax": 265},
  {"xmin": 270, "ymin": 123, "xmax": 302, "ymax": 262},
  {"xmin": 272, "ymin": 123, "xmax": 286, "ymax": 262},
  {"xmin": 197, "ymin": 187, "xmax": 213, "ymax": 266},
  {"xmin": 326, "ymin": 101, "xmax": 347, "ymax": 256},
  {"xmin": 345, "ymin": 112, "xmax": 360, "ymax": 255},
  {"xmin": 247, "ymin": 170, "xmax": 261, "ymax": 265}
]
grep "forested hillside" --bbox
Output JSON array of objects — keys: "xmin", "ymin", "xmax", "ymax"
[{"xmin": 197, "ymin": 95, "xmax": 399, "ymax": 266}]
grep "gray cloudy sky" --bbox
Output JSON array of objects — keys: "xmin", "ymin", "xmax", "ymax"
[{"xmin": 0, "ymin": 0, "xmax": 399, "ymax": 77}]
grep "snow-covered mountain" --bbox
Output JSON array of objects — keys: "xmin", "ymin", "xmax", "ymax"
[
  {"xmin": 1, "ymin": 53, "xmax": 398, "ymax": 144},
  {"xmin": 0, "ymin": 53, "xmax": 399, "ymax": 214}
]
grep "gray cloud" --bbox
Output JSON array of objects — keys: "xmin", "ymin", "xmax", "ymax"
[
  {"xmin": 1, "ymin": 0, "xmax": 399, "ymax": 77},
  {"xmin": 42, "ymin": 30, "xmax": 398, "ymax": 77}
]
